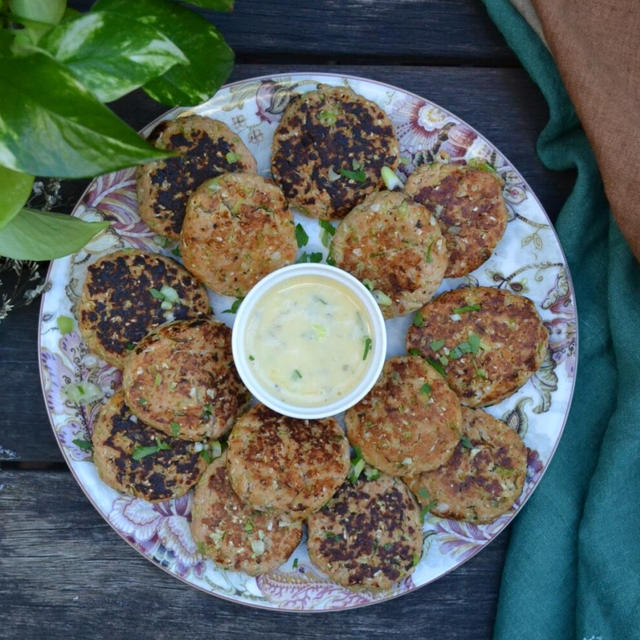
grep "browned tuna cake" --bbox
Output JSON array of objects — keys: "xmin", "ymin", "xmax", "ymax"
[
  {"xmin": 180, "ymin": 172, "xmax": 297, "ymax": 296},
  {"xmin": 136, "ymin": 115, "xmax": 257, "ymax": 238},
  {"xmin": 331, "ymin": 190, "xmax": 448, "ymax": 318},
  {"xmin": 122, "ymin": 318, "xmax": 249, "ymax": 442},
  {"xmin": 404, "ymin": 163, "xmax": 508, "ymax": 278},
  {"xmin": 92, "ymin": 391, "xmax": 207, "ymax": 502},
  {"xmin": 271, "ymin": 84, "xmax": 400, "ymax": 219},
  {"xmin": 77, "ymin": 249, "xmax": 210, "ymax": 368},
  {"xmin": 406, "ymin": 286, "xmax": 548, "ymax": 406},
  {"xmin": 226, "ymin": 404, "xmax": 350, "ymax": 520},
  {"xmin": 406, "ymin": 407, "xmax": 527, "ymax": 524},
  {"xmin": 307, "ymin": 472, "xmax": 423, "ymax": 590},
  {"xmin": 345, "ymin": 356, "xmax": 461, "ymax": 476},
  {"xmin": 190, "ymin": 453, "xmax": 303, "ymax": 576}
]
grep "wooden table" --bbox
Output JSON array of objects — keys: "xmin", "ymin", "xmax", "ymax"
[{"xmin": 0, "ymin": 2, "xmax": 573, "ymax": 637}]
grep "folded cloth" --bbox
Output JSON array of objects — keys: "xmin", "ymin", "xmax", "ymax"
[{"xmin": 482, "ymin": 2, "xmax": 640, "ymax": 639}]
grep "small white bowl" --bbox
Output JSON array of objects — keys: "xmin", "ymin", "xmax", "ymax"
[{"xmin": 232, "ymin": 263, "xmax": 386, "ymax": 419}]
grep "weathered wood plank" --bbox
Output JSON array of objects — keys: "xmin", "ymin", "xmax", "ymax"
[
  {"xmin": 0, "ymin": 64, "xmax": 574, "ymax": 463},
  {"xmin": 0, "ymin": 470, "xmax": 509, "ymax": 638},
  {"xmin": 69, "ymin": 0, "xmax": 516, "ymax": 65}
]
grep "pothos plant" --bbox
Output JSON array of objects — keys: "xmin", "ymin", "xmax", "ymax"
[{"xmin": 0, "ymin": 0, "xmax": 234, "ymax": 263}]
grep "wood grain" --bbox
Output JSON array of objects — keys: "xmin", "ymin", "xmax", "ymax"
[{"xmin": 0, "ymin": 470, "xmax": 509, "ymax": 638}]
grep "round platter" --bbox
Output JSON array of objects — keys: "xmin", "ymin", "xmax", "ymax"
[{"xmin": 38, "ymin": 73, "xmax": 578, "ymax": 611}]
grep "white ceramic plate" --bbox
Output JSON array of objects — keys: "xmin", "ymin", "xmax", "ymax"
[{"xmin": 39, "ymin": 73, "xmax": 578, "ymax": 611}]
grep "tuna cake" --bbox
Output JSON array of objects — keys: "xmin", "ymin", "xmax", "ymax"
[
  {"xmin": 91, "ymin": 391, "xmax": 208, "ymax": 502},
  {"xmin": 331, "ymin": 190, "xmax": 448, "ymax": 318},
  {"xmin": 190, "ymin": 453, "xmax": 303, "ymax": 576},
  {"xmin": 77, "ymin": 249, "xmax": 210, "ymax": 368},
  {"xmin": 406, "ymin": 286, "xmax": 548, "ymax": 407},
  {"xmin": 406, "ymin": 407, "xmax": 527, "ymax": 524},
  {"xmin": 345, "ymin": 356, "xmax": 461, "ymax": 476},
  {"xmin": 271, "ymin": 84, "xmax": 400, "ymax": 219},
  {"xmin": 404, "ymin": 163, "xmax": 508, "ymax": 278},
  {"xmin": 226, "ymin": 403, "xmax": 350, "ymax": 520},
  {"xmin": 307, "ymin": 472, "xmax": 422, "ymax": 590},
  {"xmin": 136, "ymin": 115, "xmax": 257, "ymax": 239},
  {"xmin": 180, "ymin": 172, "xmax": 297, "ymax": 296},
  {"xmin": 122, "ymin": 318, "xmax": 249, "ymax": 442}
]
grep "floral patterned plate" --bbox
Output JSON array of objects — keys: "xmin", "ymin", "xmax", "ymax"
[{"xmin": 38, "ymin": 73, "xmax": 577, "ymax": 611}]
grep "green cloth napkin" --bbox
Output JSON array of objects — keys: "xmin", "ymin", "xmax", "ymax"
[{"xmin": 481, "ymin": 2, "xmax": 640, "ymax": 639}]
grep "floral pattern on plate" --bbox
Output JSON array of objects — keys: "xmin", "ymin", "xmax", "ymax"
[{"xmin": 39, "ymin": 73, "xmax": 578, "ymax": 611}]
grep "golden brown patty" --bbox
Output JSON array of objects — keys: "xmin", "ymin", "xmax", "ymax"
[
  {"xmin": 307, "ymin": 472, "xmax": 422, "ymax": 590},
  {"xmin": 345, "ymin": 356, "xmax": 461, "ymax": 476},
  {"xmin": 122, "ymin": 318, "xmax": 249, "ymax": 442},
  {"xmin": 190, "ymin": 453, "xmax": 303, "ymax": 576},
  {"xmin": 136, "ymin": 115, "xmax": 257, "ymax": 238},
  {"xmin": 180, "ymin": 172, "xmax": 297, "ymax": 296},
  {"xmin": 406, "ymin": 407, "xmax": 527, "ymax": 524},
  {"xmin": 271, "ymin": 84, "xmax": 400, "ymax": 219},
  {"xmin": 406, "ymin": 286, "xmax": 548, "ymax": 407},
  {"xmin": 92, "ymin": 391, "xmax": 207, "ymax": 502},
  {"xmin": 226, "ymin": 404, "xmax": 350, "ymax": 520},
  {"xmin": 404, "ymin": 163, "xmax": 508, "ymax": 278},
  {"xmin": 331, "ymin": 190, "xmax": 448, "ymax": 318},
  {"xmin": 77, "ymin": 249, "xmax": 210, "ymax": 368}
]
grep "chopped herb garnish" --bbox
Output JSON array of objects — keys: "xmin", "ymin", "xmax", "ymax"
[
  {"xmin": 417, "ymin": 489, "xmax": 437, "ymax": 522},
  {"xmin": 318, "ymin": 108, "xmax": 339, "ymax": 126},
  {"xmin": 413, "ymin": 312, "xmax": 424, "ymax": 327},
  {"xmin": 467, "ymin": 333, "xmax": 481, "ymax": 353},
  {"xmin": 297, "ymin": 251, "xmax": 323, "ymax": 263},
  {"xmin": 202, "ymin": 404, "xmax": 213, "ymax": 418},
  {"xmin": 200, "ymin": 449, "xmax": 214, "ymax": 464},
  {"xmin": 364, "ymin": 467, "xmax": 380, "ymax": 481},
  {"xmin": 138, "ymin": 397, "xmax": 147, "ymax": 406},
  {"xmin": 292, "ymin": 369, "xmax": 302, "ymax": 380},
  {"xmin": 362, "ymin": 336, "xmax": 372, "ymax": 360},
  {"xmin": 72, "ymin": 438, "xmax": 92, "ymax": 451},
  {"xmin": 57, "ymin": 315, "xmax": 74, "ymax": 335},
  {"xmin": 222, "ymin": 297, "xmax": 243, "ymax": 314},
  {"xmin": 460, "ymin": 435, "xmax": 473, "ymax": 450},
  {"xmin": 225, "ymin": 151, "xmax": 239, "ymax": 164},
  {"xmin": 408, "ymin": 348, "xmax": 422, "ymax": 357},
  {"xmin": 125, "ymin": 343, "xmax": 135, "ymax": 351},
  {"xmin": 472, "ymin": 358, "xmax": 487, "ymax": 379},
  {"xmin": 429, "ymin": 339, "xmax": 445, "ymax": 352},
  {"xmin": 373, "ymin": 289, "xmax": 392, "ymax": 306},
  {"xmin": 348, "ymin": 446, "xmax": 366, "ymax": 484},
  {"xmin": 171, "ymin": 245, "xmax": 181, "ymax": 258},
  {"xmin": 381, "ymin": 165, "xmax": 403, "ymax": 190},
  {"xmin": 412, "ymin": 553, "xmax": 421, "ymax": 567},
  {"xmin": 210, "ymin": 440, "xmax": 222, "ymax": 459},
  {"xmin": 325, "ymin": 531, "xmax": 341, "ymax": 540},
  {"xmin": 418, "ymin": 488, "xmax": 431, "ymax": 501},
  {"xmin": 319, "ymin": 219, "xmax": 336, "ymax": 248},
  {"xmin": 419, "ymin": 383, "xmax": 431, "ymax": 396},
  {"xmin": 292, "ymin": 557, "xmax": 299, "ymax": 569},
  {"xmin": 170, "ymin": 422, "xmax": 180, "ymax": 437},
  {"xmin": 425, "ymin": 238, "xmax": 435, "ymax": 263},
  {"xmin": 154, "ymin": 373, "xmax": 162, "ymax": 387},
  {"xmin": 339, "ymin": 167, "xmax": 367, "ymax": 183},
  {"xmin": 453, "ymin": 304, "xmax": 481, "ymax": 314},
  {"xmin": 249, "ymin": 355, "xmax": 255, "ymax": 361},
  {"xmin": 243, "ymin": 519, "xmax": 254, "ymax": 534},
  {"xmin": 132, "ymin": 440, "xmax": 170, "ymax": 460},
  {"xmin": 325, "ymin": 253, "xmax": 337, "ymax": 266},
  {"xmin": 148, "ymin": 287, "xmax": 164, "ymax": 300},
  {"xmin": 295, "ymin": 223, "xmax": 309, "ymax": 248},
  {"xmin": 426, "ymin": 357, "xmax": 447, "ymax": 377}
]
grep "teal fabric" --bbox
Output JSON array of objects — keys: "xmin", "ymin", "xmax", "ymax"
[{"xmin": 481, "ymin": 2, "xmax": 640, "ymax": 639}]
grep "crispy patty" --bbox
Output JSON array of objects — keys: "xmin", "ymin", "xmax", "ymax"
[
  {"xmin": 271, "ymin": 84, "xmax": 400, "ymax": 219},
  {"xmin": 345, "ymin": 356, "xmax": 461, "ymax": 476},
  {"xmin": 307, "ymin": 472, "xmax": 422, "ymax": 590},
  {"xmin": 122, "ymin": 318, "xmax": 249, "ymax": 442},
  {"xmin": 404, "ymin": 163, "xmax": 508, "ymax": 278},
  {"xmin": 77, "ymin": 249, "xmax": 210, "ymax": 368},
  {"xmin": 92, "ymin": 391, "xmax": 207, "ymax": 502},
  {"xmin": 406, "ymin": 407, "xmax": 527, "ymax": 524},
  {"xmin": 331, "ymin": 190, "xmax": 448, "ymax": 318},
  {"xmin": 406, "ymin": 286, "xmax": 548, "ymax": 406},
  {"xmin": 190, "ymin": 453, "xmax": 302, "ymax": 576},
  {"xmin": 226, "ymin": 404, "xmax": 350, "ymax": 520},
  {"xmin": 180, "ymin": 172, "xmax": 297, "ymax": 296},
  {"xmin": 136, "ymin": 115, "xmax": 257, "ymax": 238}
]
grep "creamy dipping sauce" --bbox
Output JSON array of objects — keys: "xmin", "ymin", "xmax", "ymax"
[{"xmin": 244, "ymin": 275, "xmax": 374, "ymax": 407}]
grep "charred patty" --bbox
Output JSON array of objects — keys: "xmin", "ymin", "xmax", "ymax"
[
  {"xmin": 331, "ymin": 190, "xmax": 448, "ymax": 318},
  {"xmin": 77, "ymin": 249, "xmax": 210, "ymax": 368},
  {"xmin": 271, "ymin": 83, "xmax": 400, "ymax": 219},
  {"xmin": 406, "ymin": 406, "xmax": 527, "ymax": 524},
  {"xmin": 136, "ymin": 115, "xmax": 257, "ymax": 238},
  {"xmin": 92, "ymin": 390, "xmax": 207, "ymax": 502},
  {"xmin": 180, "ymin": 172, "xmax": 297, "ymax": 296},
  {"xmin": 122, "ymin": 318, "xmax": 249, "ymax": 442},
  {"xmin": 406, "ymin": 286, "xmax": 548, "ymax": 406}
]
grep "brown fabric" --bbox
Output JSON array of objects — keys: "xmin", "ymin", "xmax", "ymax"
[{"xmin": 531, "ymin": 0, "xmax": 640, "ymax": 261}]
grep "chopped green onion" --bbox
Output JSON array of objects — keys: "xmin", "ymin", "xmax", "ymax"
[
  {"xmin": 381, "ymin": 165, "xmax": 403, "ymax": 190},
  {"xmin": 222, "ymin": 297, "xmax": 243, "ymax": 314},
  {"xmin": 57, "ymin": 315, "xmax": 74, "ymax": 335},
  {"xmin": 132, "ymin": 440, "xmax": 170, "ymax": 461},
  {"xmin": 200, "ymin": 449, "xmax": 214, "ymax": 463},
  {"xmin": 225, "ymin": 151, "xmax": 239, "ymax": 164},
  {"xmin": 425, "ymin": 238, "xmax": 435, "ymax": 263},
  {"xmin": 170, "ymin": 422, "xmax": 180, "ymax": 437},
  {"xmin": 426, "ymin": 357, "xmax": 447, "ymax": 377},
  {"xmin": 248, "ymin": 355, "xmax": 255, "ymax": 361},
  {"xmin": 210, "ymin": 440, "xmax": 222, "ymax": 459},
  {"xmin": 408, "ymin": 348, "xmax": 422, "ymax": 357},
  {"xmin": 244, "ymin": 519, "xmax": 254, "ymax": 534},
  {"xmin": 292, "ymin": 369, "xmax": 302, "ymax": 380},
  {"xmin": 419, "ymin": 383, "xmax": 431, "ymax": 396},
  {"xmin": 295, "ymin": 223, "xmax": 309, "ymax": 248},
  {"xmin": 453, "ymin": 304, "xmax": 481, "ymax": 314},
  {"xmin": 292, "ymin": 558, "xmax": 299, "ymax": 569},
  {"xmin": 339, "ymin": 167, "xmax": 367, "ymax": 183},
  {"xmin": 318, "ymin": 108, "xmax": 339, "ymax": 126},
  {"xmin": 171, "ymin": 245, "xmax": 181, "ymax": 257},
  {"xmin": 63, "ymin": 381, "xmax": 103, "ymax": 405},
  {"xmin": 460, "ymin": 435, "xmax": 473, "ymax": 450},
  {"xmin": 467, "ymin": 333, "xmax": 481, "ymax": 353},
  {"xmin": 429, "ymin": 339, "xmax": 445, "ymax": 352},
  {"xmin": 373, "ymin": 290, "xmax": 392, "ymax": 306},
  {"xmin": 297, "ymin": 251, "xmax": 323, "ymax": 263},
  {"xmin": 251, "ymin": 539, "xmax": 265, "ymax": 555},
  {"xmin": 364, "ymin": 467, "xmax": 380, "ymax": 481},
  {"xmin": 160, "ymin": 285, "xmax": 179, "ymax": 302},
  {"xmin": 319, "ymin": 219, "xmax": 335, "ymax": 247},
  {"xmin": 362, "ymin": 336, "xmax": 372, "ymax": 360},
  {"xmin": 154, "ymin": 373, "xmax": 162, "ymax": 387},
  {"xmin": 413, "ymin": 312, "xmax": 424, "ymax": 327},
  {"xmin": 72, "ymin": 438, "xmax": 92, "ymax": 451}
]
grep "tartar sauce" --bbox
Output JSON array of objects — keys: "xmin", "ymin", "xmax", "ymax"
[{"xmin": 244, "ymin": 274, "xmax": 374, "ymax": 407}]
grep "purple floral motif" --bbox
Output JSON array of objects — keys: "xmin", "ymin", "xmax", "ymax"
[
  {"xmin": 41, "ymin": 346, "xmax": 75, "ymax": 416},
  {"xmin": 542, "ymin": 271, "xmax": 577, "ymax": 376},
  {"xmin": 256, "ymin": 564, "xmax": 413, "ymax": 609},
  {"xmin": 58, "ymin": 419, "xmax": 93, "ymax": 461},
  {"xmin": 255, "ymin": 79, "xmax": 297, "ymax": 123},
  {"xmin": 109, "ymin": 494, "xmax": 205, "ymax": 579}
]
